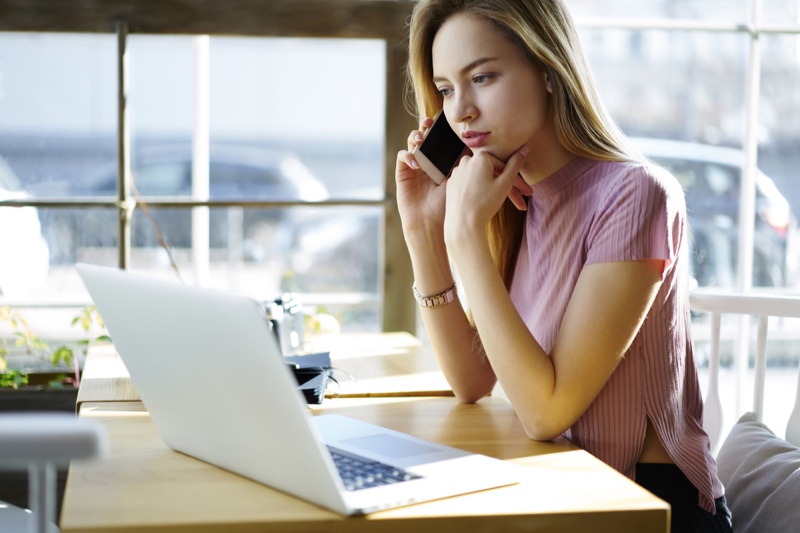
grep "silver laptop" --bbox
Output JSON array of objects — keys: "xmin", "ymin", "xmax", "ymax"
[{"xmin": 76, "ymin": 263, "xmax": 521, "ymax": 515}]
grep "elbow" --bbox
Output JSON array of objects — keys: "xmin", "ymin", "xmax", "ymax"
[
  {"xmin": 448, "ymin": 377, "xmax": 495, "ymax": 404},
  {"xmin": 519, "ymin": 414, "xmax": 567, "ymax": 442},
  {"xmin": 452, "ymin": 387, "xmax": 489, "ymax": 404},
  {"xmin": 453, "ymin": 392, "xmax": 485, "ymax": 404},
  {"xmin": 451, "ymin": 383, "xmax": 494, "ymax": 404},
  {"xmin": 523, "ymin": 426, "xmax": 562, "ymax": 442}
]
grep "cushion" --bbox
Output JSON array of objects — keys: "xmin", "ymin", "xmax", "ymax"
[{"xmin": 716, "ymin": 412, "xmax": 800, "ymax": 533}]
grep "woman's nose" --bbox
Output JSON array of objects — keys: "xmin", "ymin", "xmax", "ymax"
[{"xmin": 449, "ymin": 91, "xmax": 477, "ymax": 124}]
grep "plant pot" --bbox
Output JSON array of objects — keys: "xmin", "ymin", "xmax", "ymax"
[
  {"xmin": 0, "ymin": 380, "xmax": 79, "ymax": 413},
  {"xmin": 0, "ymin": 386, "xmax": 79, "ymax": 412}
]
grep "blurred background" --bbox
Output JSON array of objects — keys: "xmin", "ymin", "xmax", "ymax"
[{"xmin": 1, "ymin": 1, "xmax": 798, "ymax": 420}]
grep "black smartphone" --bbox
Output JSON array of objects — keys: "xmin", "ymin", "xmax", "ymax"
[{"xmin": 412, "ymin": 110, "xmax": 468, "ymax": 184}]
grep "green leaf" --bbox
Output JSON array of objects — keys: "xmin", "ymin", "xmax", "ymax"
[
  {"xmin": 46, "ymin": 375, "xmax": 69, "ymax": 389},
  {"xmin": 52, "ymin": 346, "xmax": 74, "ymax": 367},
  {"xmin": 13, "ymin": 331, "xmax": 27, "ymax": 347},
  {"xmin": 0, "ymin": 370, "xmax": 29, "ymax": 389}
]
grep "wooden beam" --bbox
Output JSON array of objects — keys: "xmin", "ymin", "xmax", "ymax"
[
  {"xmin": 0, "ymin": 0, "xmax": 414, "ymax": 40},
  {"xmin": 382, "ymin": 38, "xmax": 417, "ymax": 334}
]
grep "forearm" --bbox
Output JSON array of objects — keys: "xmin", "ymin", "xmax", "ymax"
[
  {"xmin": 404, "ymin": 226, "xmax": 497, "ymax": 401},
  {"xmin": 448, "ymin": 227, "xmax": 560, "ymax": 438},
  {"xmin": 450, "ymin": 226, "xmax": 664, "ymax": 441}
]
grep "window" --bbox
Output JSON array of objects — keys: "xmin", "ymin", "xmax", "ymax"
[
  {"xmin": 0, "ymin": 28, "xmax": 390, "ymax": 333},
  {"xmin": 1, "ymin": 1, "xmax": 799, "ymax": 373}
]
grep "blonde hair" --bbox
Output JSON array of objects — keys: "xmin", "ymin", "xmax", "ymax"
[{"xmin": 406, "ymin": 0, "xmax": 638, "ymax": 288}]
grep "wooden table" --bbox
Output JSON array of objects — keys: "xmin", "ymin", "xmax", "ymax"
[
  {"xmin": 76, "ymin": 332, "xmax": 453, "ymax": 409},
  {"xmin": 62, "ymin": 334, "xmax": 670, "ymax": 532}
]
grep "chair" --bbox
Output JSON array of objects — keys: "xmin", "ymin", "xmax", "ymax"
[
  {"xmin": 0, "ymin": 413, "xmax": 107, "ymax": 533},
  {"xmin": 689, "ymin": 289, "xmax": 800, "ymax": 533}
]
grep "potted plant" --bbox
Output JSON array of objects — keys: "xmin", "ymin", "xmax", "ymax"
[
  {"xmin": 0, "ymin": 304, "xmax": 109, "ymax": 411},
  {"xmin": 0, "ymin": 304, "xmax": 109, "ymax": 518}
]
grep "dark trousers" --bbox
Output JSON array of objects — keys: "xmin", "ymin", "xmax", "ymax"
[{"xmin": 635, "ymin": 463, "xmax": 732, "ymax": 533}]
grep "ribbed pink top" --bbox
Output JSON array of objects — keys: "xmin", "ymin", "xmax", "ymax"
[{"xmin": 509, "ymin": 157, "xmax": 724, "ymax": 512}]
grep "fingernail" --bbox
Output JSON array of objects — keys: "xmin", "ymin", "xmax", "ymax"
[
  {"xmin": 520, "ymin": 146, "xmax": 530, "ymax": 157},
  {"xmin": 410, "ymin": 159, "xmax": 419, "ymax": 169},
  {"xmin": 414, "ymin": 132, "xmax": 423, "ymax": 143}
]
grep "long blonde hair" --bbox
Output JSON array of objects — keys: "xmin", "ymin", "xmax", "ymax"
[{"xmin": 406, "ymin": 0, "xmax": 637, "ymax": 287}]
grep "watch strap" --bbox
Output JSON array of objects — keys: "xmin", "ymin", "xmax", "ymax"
[{"xmin": 412, "ymin": 282, "xmax": 457, "ymax": 308}]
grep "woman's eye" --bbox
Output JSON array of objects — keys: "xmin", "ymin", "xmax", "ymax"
[
  {"xmin": 473, "ymin": 74, "xmax": 493, "ymax": 84},
  {"xmin": 437, "ymin": 87, "xmax": 452, "ymax": 97}
]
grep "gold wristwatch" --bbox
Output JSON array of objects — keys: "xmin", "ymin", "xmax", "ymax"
[{"xmin": 412, "ymin": 282, "xmax": 457, "ymax": 308}]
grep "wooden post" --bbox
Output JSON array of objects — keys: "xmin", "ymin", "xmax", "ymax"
[{"xmin": 382, "ymin": 38, "xmax": 417, "ymax": 333}]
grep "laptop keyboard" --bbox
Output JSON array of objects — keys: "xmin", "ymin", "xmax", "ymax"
[{"xmin": 327, "ymin": 446, "xmax": 423, "ymax": 491}]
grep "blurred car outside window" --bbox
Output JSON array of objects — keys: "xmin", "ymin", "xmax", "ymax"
[{"xmin": 632, "ymin": 137, "xmax": 798, "ymax": 289}]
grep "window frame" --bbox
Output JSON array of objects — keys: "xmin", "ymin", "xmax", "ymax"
[{"xmin": 1, "ymin": 0, "xmax": 799, "ymax": 339}]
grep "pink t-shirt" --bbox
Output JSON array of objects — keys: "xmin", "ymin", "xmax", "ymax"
[{"xmin": 509, "ymin": 157, "xmax": 724, "ymax": 512}]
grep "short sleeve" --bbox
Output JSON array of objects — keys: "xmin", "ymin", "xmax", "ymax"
[{"xmin": 585, "ymin": 164, "xmax": 684, "ymax": 277}]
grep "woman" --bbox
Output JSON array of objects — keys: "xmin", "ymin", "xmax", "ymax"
[{"xmin": 395, "ymin": 1, "xmax": 733, "ymax": 531}]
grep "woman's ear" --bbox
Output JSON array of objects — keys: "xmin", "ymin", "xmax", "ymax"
[{"xmin": 544, "ymin": 72, "xmax": 553, "ymax": 94}]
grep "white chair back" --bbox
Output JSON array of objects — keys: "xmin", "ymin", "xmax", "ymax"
[
  {"xmin": 689, "ymin": 289, "xmax": 800, "ymax": 450},
  {"xmin": 0, "ymin": 413, "xmax": 107, "ymax": 533}
]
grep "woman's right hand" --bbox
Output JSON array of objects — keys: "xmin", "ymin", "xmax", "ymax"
[{"xmin": 395, "ymin": 117, "xmax": 448, "ymax": 232}]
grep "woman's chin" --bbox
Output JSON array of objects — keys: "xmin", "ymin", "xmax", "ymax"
[{"xmin": 476, "ymin": 147, "xmax": 514, "ymax": 163}]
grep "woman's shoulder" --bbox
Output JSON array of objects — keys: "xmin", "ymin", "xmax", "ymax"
[{"xmin": 592, "ymin": 158, "xmax": 685, "ymax": 204}]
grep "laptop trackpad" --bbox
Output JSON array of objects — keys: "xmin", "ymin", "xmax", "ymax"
[{"xmin": 341, "ymin": 434, "xmax": 439, "ymax": 458}]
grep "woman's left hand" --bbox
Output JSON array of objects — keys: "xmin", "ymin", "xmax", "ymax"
[{"xmin": 444, "ymin": 145, "xmax": 529, "ymax": 245}]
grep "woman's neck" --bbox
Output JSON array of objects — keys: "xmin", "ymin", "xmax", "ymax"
[{"xmin": 519, "ymin": 130, "xmax": 577, "ymax": 185}]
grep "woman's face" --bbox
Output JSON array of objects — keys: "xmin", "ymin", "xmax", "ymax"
[{"xmin": 431, "ymin": 13, "xmax": 552, "ymax": 162}]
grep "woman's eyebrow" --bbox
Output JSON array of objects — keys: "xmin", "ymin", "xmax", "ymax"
[{"xmin": 432, "ymin": 57, "xmax": 497, "ymax": 83}]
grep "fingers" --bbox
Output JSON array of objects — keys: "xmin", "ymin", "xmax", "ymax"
[
  {"xmin": 512, "ymin": 174, "xmax": 533, "ymax": 196},
  {"xmin": 477, "ymin": 151, "xmax": 506, "ymax": 177},
  {"xmin": 507, "ymin": 145, "xmax": 530, "ymax": 173},
  {"xmin": 507, "ymin": 174, "xmax": 532, "ymax": 211},
  {"xmin": 508, "ymin": 188, "xmax": 528, "ymax": 211},
  {"xmin": 496, "ymin": 147, "xmax": 530, "ymax": 210},
  {"xmin": 498, "ymin": 146, "xmax": 530, "ymax": 186},
  {"xmin": 407, "ymin": 116, "xmax": 435, "ymax": 152},
  {"xmin": 397, "ymin": 149, "xmax": 420, "ymax": 171},
  {"xmin": 403, "ymin": 117, "xmax": 435, "ymax": 170},
  {"xmin": 403, "ymin": 116, "xmax": 437, "ymax": 173},
  {"xmin": 407, "ymin": 130, "xmax": 423, "ymax": 152}
]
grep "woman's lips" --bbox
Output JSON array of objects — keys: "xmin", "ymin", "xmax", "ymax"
[{"xmin": 462, "ymin": 131, "xmax": 490, "ymax": 149}]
